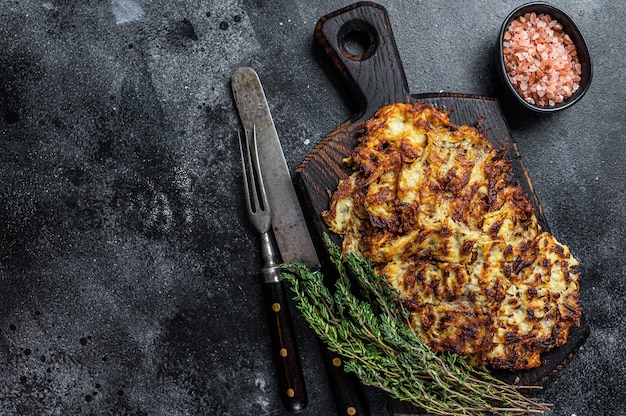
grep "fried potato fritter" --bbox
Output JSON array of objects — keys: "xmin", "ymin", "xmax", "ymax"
[{"xmin": 323, "ymin": 102, "xmax": 581, "ymax": 370}]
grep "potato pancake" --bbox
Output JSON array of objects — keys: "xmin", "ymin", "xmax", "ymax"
[{"xmin": 323, "ymin": 102, "xmax": 581, "ymax": 370}]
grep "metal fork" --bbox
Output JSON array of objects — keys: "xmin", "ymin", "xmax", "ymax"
[
  {"xmin": 238, "ymin": 126, "xmax": 308, "ymax": 413},
  {"xmin": 238, "ymin": 126, "xmax": 279, "ymax": 281}
]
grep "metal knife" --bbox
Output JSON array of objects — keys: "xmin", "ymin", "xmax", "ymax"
[
  {"xmin": 231, "ymin": 67, "xmax": 319, "ymax": 271},
  {"xmin": 232, "ymin": 67, "xmax": 370, "ymax": 416}
]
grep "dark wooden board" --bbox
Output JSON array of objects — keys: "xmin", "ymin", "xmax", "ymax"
[{"xmin": 296, "ymin": 3, "xmax": 590, "ymax": 414}]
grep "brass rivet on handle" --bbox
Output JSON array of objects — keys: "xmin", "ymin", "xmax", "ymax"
[
  {"xmin": 280, "ymin": 348, "xmax": 288, "ymax": 357},
  {"xmin": 287, "ymin": 388, "xmax": 295, "ymax": 398},
  {"xmin": 332, "ymin": 357, "xmax": 342, "ymax": 367},
  {"xmin": 347, "ymin": 406, "xmax": 357, "ymax": 415},
  {"xmin": 272, "ymin": 302, "xmax": 281, "ymax": 312}
]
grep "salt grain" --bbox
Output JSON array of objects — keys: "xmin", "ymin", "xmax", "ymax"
[{"xmin": 503, "ymin": 12, "xmax": 582, "ymax": 107}]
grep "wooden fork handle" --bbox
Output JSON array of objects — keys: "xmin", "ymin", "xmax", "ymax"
[{"xmin": 264, "ymin": 278, "xmax": 308, "ymax": 413}]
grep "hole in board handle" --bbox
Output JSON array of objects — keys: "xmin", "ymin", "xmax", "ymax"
[{"xmin": 338, "ymin": 19, "xmax": 378, "ymax": 61}]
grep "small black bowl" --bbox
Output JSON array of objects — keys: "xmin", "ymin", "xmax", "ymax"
[{"xmin": 497, "ymin": 2, "xmax": 592, "ymax": 112}]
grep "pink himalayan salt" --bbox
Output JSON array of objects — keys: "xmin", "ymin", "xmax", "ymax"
[{"xmin": 503, "ymin": 12, "xmax": 582, "ymax": 107}]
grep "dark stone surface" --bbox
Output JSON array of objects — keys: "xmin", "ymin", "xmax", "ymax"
[{"xmin": 0, "ymin": 0, "xmax": 623, "ymax": 415}]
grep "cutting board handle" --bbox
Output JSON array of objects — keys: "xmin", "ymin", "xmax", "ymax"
[{"xmin": 315, "ymin": 2, "xmax": 410, "ymax": 121}]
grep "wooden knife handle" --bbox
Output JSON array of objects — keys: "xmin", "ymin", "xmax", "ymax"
[
  {"xmin": 264, "ymin": 280, "xmax": 308, "ymax": 413},
  {"xmin": 320, "ymin": 343, "xmax": 370, "ymax": 416},
  {"xmin": 314, "ymin": 2, "xmax": 410, "ymax": 121}
]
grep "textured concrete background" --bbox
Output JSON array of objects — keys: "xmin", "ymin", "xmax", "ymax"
[{"xmin": 0, "ymin": 0, "xmax": 623, "ymax": 415}]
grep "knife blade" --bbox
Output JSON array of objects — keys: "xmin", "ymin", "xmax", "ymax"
[
  {"xmin": 231, "ymin": 67, "xmax": 320, "ymax": 271},
  {"xmin": 232, "ymin": 67, "xmax": 370, "ymax": 416}
]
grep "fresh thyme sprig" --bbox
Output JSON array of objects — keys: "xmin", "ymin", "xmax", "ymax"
[{"xmin": 281, "ymin": 234, "xmax": 549, "ymax": 415}]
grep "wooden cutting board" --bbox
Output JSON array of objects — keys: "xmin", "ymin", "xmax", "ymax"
[{"xmin": 295, "ymin": 2, "xmax": 590, "ymax": 414}]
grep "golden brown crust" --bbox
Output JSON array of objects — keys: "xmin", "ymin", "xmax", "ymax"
[{"xmin": 323, "ymin": 102, "xmax": 581, "ymax": 370}]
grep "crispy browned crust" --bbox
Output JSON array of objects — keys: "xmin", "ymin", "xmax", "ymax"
[{"xmin": 323, "ymin": 102, "xmax": 581, "ymax": 370}]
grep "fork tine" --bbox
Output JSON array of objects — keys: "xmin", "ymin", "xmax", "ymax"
[
  {"xmin": 239, "ymin": 125, "xmax": 269, "ymax": 218},
  {"xmin": 238, "ymin": 130, "xmax": 253, "ymax": 213},
  {"xmin": 249, "ymin": 126, "xmax": 269, "ymax": 214}
]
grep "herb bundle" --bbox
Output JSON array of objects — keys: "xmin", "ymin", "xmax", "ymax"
[{"xmin": 281, "ymin": 235, "xmax": 549, "ymax": 415}]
